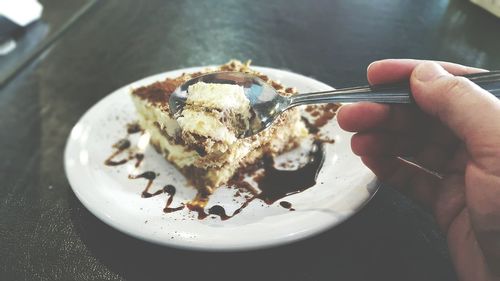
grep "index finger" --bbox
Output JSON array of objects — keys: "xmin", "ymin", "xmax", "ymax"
[{"xmin": 367, "ymin": 59, "xmax": 487, "ymax": 85}]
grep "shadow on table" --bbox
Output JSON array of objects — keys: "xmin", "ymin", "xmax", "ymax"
[{"xmin": 68, "ymin": 188, "xmax": 456, "ymax": 281}]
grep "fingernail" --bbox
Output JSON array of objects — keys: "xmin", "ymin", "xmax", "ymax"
[
  {"xmin": 366, "ymin": 62, "xmax": 374, "ymax": 72},
  {"xmin": 414, "ymin": 62, "xmax": 447, "ymax": 82},
  {"xmin": 367, "ymin": 61, "xmax": 378, "ymax": 72}
]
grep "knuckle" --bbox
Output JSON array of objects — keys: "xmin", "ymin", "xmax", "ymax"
[{"xmin": 442, "ymin": 76, "xmax": 473, "ymax": 97}]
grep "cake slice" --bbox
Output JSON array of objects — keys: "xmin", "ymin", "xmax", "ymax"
[
  {"xmin": 175, "ymin": 81, "xmax": 252, "ymax": 156},
  {"xmin": 131, "ymin": 60, "xmax": 307, "ymax": 193}
]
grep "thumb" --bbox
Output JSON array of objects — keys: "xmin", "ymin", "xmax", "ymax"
[
  {"xmin": 412, "ymin": 62, "xmax": 500, "ymax": 278},
  {"xmin": 410, "ymin": 62, "xmax": 500, "ymax": 156}
]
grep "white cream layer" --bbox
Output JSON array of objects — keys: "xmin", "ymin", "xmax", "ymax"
[
  {"xmin": 176, "ymin": 109, "xmax": 237, "ymax": 143},
  {"xmin": 186, "ymin": 82, "xmax": 250, "ymax": 112}
]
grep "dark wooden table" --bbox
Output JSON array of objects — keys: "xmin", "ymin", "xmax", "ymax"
[{"xmin": 1, "ymin": 1, "xmax": 499, "ymax": 280}]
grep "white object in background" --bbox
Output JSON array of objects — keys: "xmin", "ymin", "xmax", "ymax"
[
  {"xmin": 0, "ymin": 0, "xmax": 43, "ymax": 26},
  {"xmin": 471, "ymin": 0, "xmax": 500, "ymax": 17},
  {"xmin": 0, "ymin": 39, "xmax": 16, "ymax": 55}
]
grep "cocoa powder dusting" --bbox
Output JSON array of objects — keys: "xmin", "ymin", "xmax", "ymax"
[
  {"xmin": 132, "ymin": 79, "xmax": 180, "ymax": 105},
  {"xmin": 312, "ymin": 104, "xmax": 340, "ymax": 128}
]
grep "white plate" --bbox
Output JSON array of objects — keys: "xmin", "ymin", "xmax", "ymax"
[{"xmin": 64, "ymin": 66, "xmax": 378, "ymax": 251}]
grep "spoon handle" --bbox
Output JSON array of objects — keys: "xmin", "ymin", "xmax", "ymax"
[{"xmin": 289, "ymin": 71, "xmax": 500, "ymax": 106}]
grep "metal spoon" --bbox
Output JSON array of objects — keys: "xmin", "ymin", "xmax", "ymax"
[
  {"xmin": 169, "ymin": 70, "xmax": 500, "ymax": 180},
  {"xmin": 169, "ymin": 70, "xmax": 500, "ymax": 138}
]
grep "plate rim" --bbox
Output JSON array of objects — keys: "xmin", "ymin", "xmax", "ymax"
[{"xmin": 64, "ymin": 65, "xmax": 379, "ymax": 251}]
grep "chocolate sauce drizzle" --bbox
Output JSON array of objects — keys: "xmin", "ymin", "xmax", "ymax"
[
  {"xmin": 127, "ymin": 122, "xmax": 142, "ymax": 134},
  {"xmin": 107, "ymin": 112, "xmax": 333, "ymax": 221},
  {"xmin": 186, "ymin": 201, "xmax": 248, "ymax": 221},
  {"xmin": 128, "ymin": 171, "xmax": 157, "ymax": 198},
  {"xmin": 186, "ymin": 192, "xmax": 210, "ymax": 219},
  {"xmin": 134, "ymin": 153, "xmax": 144, "ymax": 167},
  {"xmin": 104, "ymin": 139, "xmax": 131, "ymax": 166},
  {"xmin": 104, "ymin": 122, "xmax": 145, "ymax": 167},
  {"xmin": 256, "ymin": 141, "xmax": 324, "ymax": 204},
  {"xmin": 183, "ymin": 142, "xmax": 324, "ymax": 220},
  {"xmin": 279, "ymin": 201, "xmax": 295, "ymax": 211},
  {"xmin": 163, "ymin": 185, "xmax": 185, "ymax": 213},
  {"xmin": 128, "ymin": 172, "xmax": 185, "ymax": 212}
]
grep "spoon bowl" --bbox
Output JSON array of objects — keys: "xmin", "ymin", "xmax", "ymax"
[{"xmin": 169, "ymin": 71, "xmax": 291, "ymax": 138}]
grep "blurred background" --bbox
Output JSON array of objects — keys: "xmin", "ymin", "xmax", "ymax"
[
  {"xmin": 1, "ymin": 0, "xmax": 499, "ymax": 88},
  {"xmin": 0, "ymin": 1, "xmax": 499, "ymax": 281}
]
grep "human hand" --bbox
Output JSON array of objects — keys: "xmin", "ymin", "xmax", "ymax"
[{"xmin": 337, "ymin": 59, "xmax": 500, "ymax": 281}]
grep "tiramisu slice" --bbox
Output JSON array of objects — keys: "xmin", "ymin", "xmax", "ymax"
[
  {"xmin": 175, "ymin": 81, "xmax": 252, "ymax": 156},
  {"xmin": 131, "ymin": 60, "xmax": 307, "ymax": 193}
]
